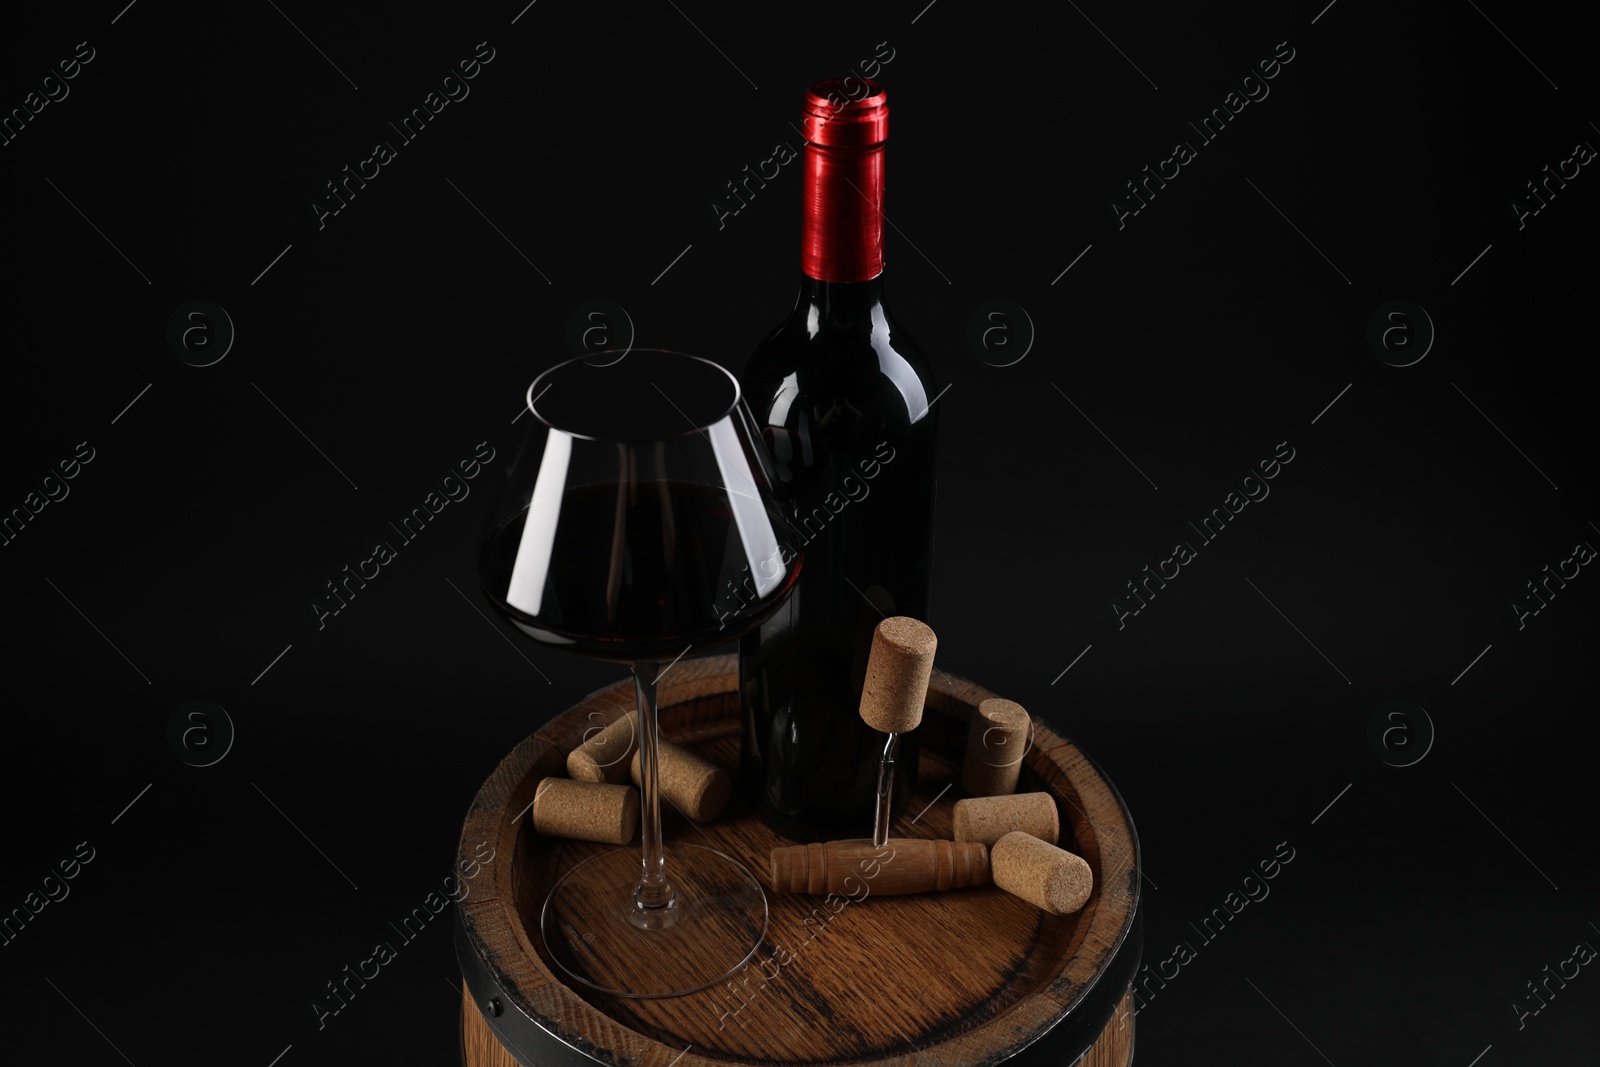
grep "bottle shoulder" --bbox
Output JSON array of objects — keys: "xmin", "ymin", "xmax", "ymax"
[{"xmin": 744, "ymin": 304, "xmax": 938, "ymax": 438}]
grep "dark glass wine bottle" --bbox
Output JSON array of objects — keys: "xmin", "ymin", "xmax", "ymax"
[{"xmin": 739, "ymin": 79, "xmax": 939, "ymax": 842}]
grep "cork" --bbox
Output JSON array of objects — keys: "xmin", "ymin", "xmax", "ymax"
[
  {"xmin": 960, "ymin": 698, "xmax": 1032, "ymax": 796},
  {"xmin": 991, "ymin": 831, "xmax": 1093, "ymax": 915},
  {"xmin": 567, "ymin": 711, "xmax": 638, "ymax": 784},
  {"xmin": 769, "ymin": 838, "xmax": 989, "ymax": 895},
  {"xmin": 629, "ymin": 739, "xmax": 733, "ymax": 822},
  {"xmin": 858, "ymin": 616, "xmax": 938, "ymax": 734},
  {"xmin": 530, "ymin": 778, "xmax": 638, "ymax": 845},
  {"xmin": 952, "ymin": 792, "xmax": 1060, "ymax": 847}
]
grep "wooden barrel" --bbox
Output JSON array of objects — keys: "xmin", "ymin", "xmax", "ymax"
[{"xmin": 456, "ymin": 654, "xmax": 1142, "ymax": 1066}]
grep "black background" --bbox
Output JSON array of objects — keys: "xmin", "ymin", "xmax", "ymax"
[{"xmin": 1, "ymin": 0, "xmax": 1596, "ymax": 1063}]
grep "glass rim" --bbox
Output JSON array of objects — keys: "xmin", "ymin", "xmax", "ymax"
[{"xmin": 523, "ymin": 348, "xmax": 744, "ymax": 444}]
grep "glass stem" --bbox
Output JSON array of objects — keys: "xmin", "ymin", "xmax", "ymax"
[
  {"xmin": 872, "ymin": 733, "xmax": 900, "ymax": 849},
  {"xmin": 632, "ymin": 659, "xmax": 673, "ymax": 911}
]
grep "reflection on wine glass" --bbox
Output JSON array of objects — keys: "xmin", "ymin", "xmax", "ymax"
[{"xmin": 478, "ymin": 349, "xmax": 800, "ymax": 998}]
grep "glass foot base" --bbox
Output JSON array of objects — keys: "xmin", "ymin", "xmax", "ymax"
[{"xmin": 540, "ymin": 843, "xmax": 768, "ymax": 999}]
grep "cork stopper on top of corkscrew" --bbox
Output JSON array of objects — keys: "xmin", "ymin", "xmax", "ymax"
[
  {"xmin": 859, "ymin": 617, "xmax": 938, "ymax": 734},
  {"xmin": 859, "ymin": 616, "xmax": 937, "ymax": 849}
]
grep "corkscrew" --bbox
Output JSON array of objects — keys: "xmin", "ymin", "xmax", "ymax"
[{"xmin": 857, "ymin": 616, "xmax": 938, "ymax": 847}]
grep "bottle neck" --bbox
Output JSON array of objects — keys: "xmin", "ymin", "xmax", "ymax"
[
  {"xmin": 793, "ymin": 274, "xmax": 886, "ymax": 333},
  {"xmin": 800, "ymin": 137, "xmax": 885, "ymax": 284}
]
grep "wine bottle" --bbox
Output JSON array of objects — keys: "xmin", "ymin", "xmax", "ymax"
[{"xmin": 739, "ymin": 78, "xmax": 939, "ymax": 842}]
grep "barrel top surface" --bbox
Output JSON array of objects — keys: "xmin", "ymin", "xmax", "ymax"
[{"xmin": 457, "ymin": 654, "xmax": 1140, "ymax": 1067}]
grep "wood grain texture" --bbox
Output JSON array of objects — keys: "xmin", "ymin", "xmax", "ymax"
[
  {"xmin": 462, "ymin": 983, "xmax": 1135, "ymax": 1067},
  {"xmin": 457, "ymin": 654, "xmax": 1139, "ymax": 1066}
]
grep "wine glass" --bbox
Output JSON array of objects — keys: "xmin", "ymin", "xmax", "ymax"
[{"xmin": 478, "ymin": 348, "xmax": 800, "ymax": 998}]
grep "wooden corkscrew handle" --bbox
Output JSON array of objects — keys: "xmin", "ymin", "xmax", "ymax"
[{"xmin": 769, "ymin": 838, "xmax": 989, "ymax": 896}]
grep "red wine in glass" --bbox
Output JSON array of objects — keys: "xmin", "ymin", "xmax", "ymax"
[{"xmin": 477, "ymin": 348, "xmax": 800, "ymax": 999}]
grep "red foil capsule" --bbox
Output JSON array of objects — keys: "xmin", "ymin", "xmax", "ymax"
[{"xmin": 800, "ymin": 79, "xmax": 887, "ymax": 283}]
